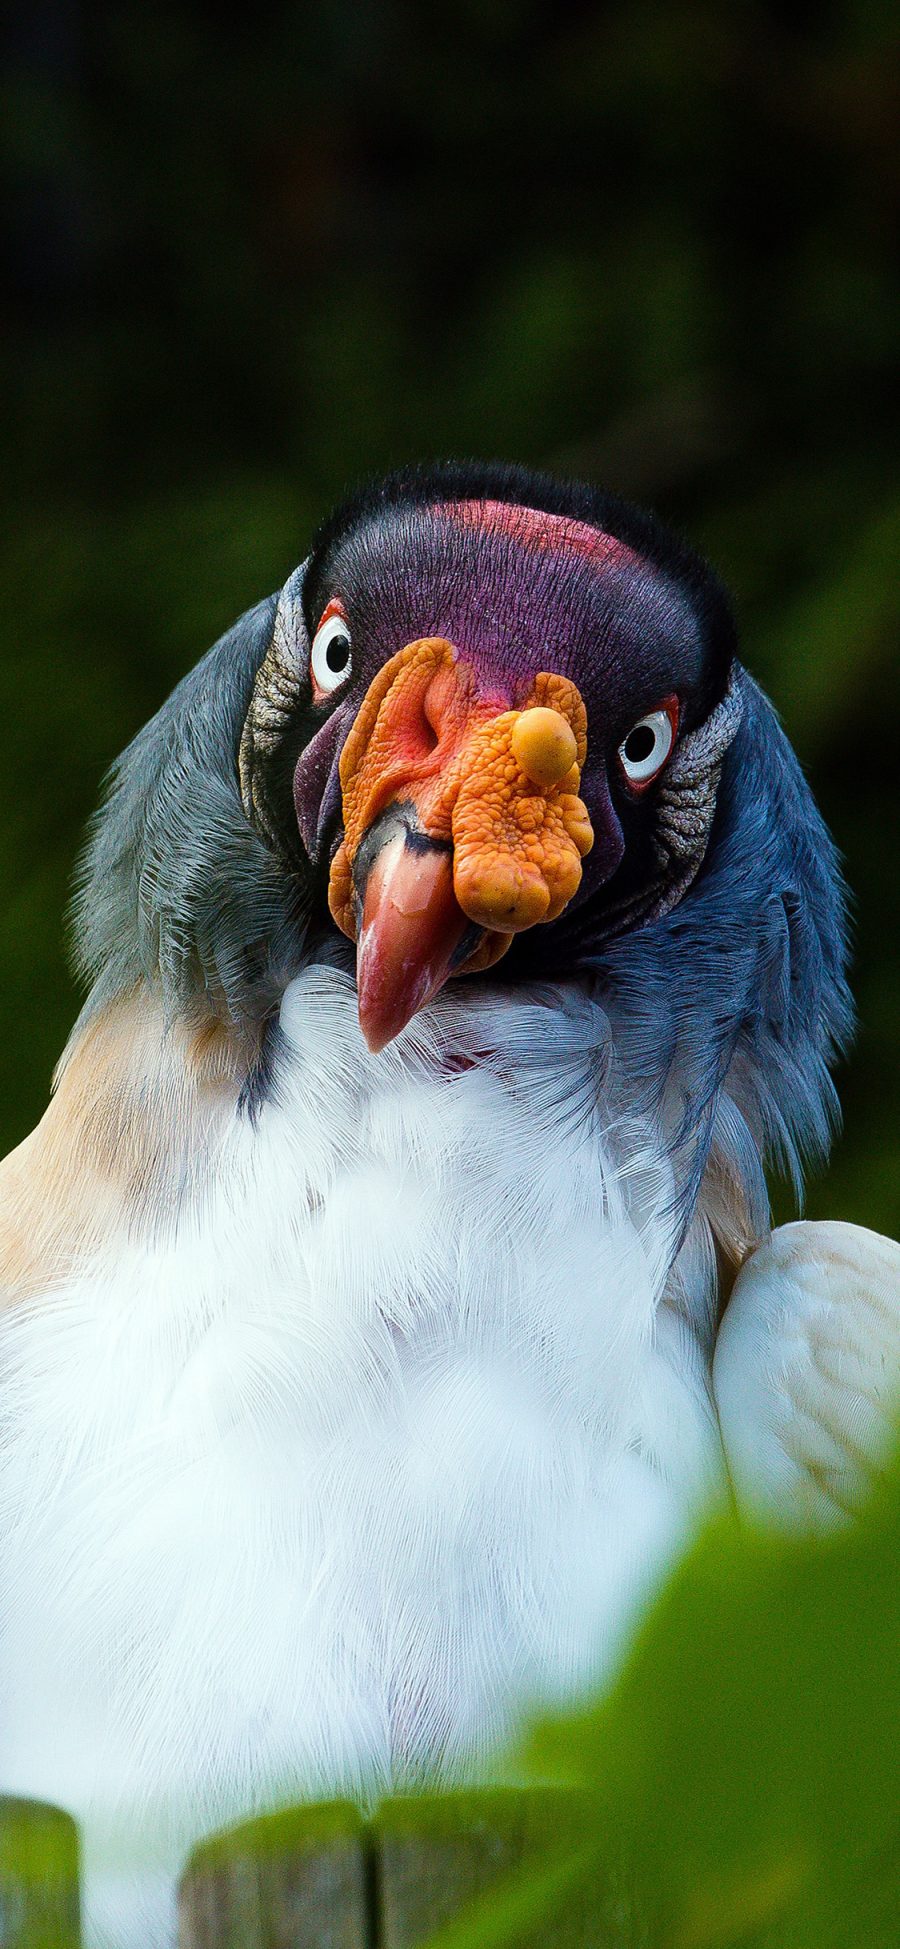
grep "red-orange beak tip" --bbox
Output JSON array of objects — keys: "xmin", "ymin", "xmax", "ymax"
[{"xmin": 355, "ymin": 830, "xmax": 470, "ymax": 1052}]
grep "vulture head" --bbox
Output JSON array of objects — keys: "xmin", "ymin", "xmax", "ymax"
[{"xmin": 76, "ymin": 461, "xmax": 851, "ymax": 1236}]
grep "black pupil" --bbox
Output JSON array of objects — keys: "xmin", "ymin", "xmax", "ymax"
[
  {"xmin": 624, "ymin": 723, "xmax": 657, "ymax": 765},
  {"xmin": 325, "ymin": 633, "xmax": 350, "ymax": 674}
]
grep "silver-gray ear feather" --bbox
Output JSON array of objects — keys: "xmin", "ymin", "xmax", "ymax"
[
  {"xmin": 653, "ymin": 662, "xmax": 746, "ymax": 876},
  {"xmin": 238, "ymin": 565, "xmax": 309, "ymax": 850},
  {"xmin": 600, "ymin": 662, "xmax": 746, "ymax": 941}
]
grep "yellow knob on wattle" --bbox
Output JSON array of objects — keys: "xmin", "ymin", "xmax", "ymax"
[{"xmin": 511, "ymin": 707, "xmax": 579, "ymax": 789}]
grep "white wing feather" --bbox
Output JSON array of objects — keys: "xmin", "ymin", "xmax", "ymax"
[{"xmin": 713, "ymin": 1219, "xmax": 900, "ymax": 1526}]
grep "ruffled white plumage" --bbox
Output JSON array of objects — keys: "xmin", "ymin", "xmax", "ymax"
[
  {"xmin": 3, "ymin": 967, "xmax": 895, "ymax": 1947},
  {"xmin": 0, "ymin": 967, "xmax": 721, "ymax": 1946}
]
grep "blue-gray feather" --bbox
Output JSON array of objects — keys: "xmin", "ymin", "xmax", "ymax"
[
  {"xmin": 73, "ymin": 597, "xmax": 311, "ymax": 1030},
  {"xmin": 584, "ymin": 674, "xmax": 852, "ymax": 1237}
]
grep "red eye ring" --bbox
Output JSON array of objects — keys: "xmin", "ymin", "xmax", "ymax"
[{"xmin": 316, "ymin": 597, "xmax": 348, "ymax": 630}]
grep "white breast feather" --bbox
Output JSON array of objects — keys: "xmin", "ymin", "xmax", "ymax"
[{"xmin": 0, "ymin": 967, "xmax": 724, "ymax": 1946}]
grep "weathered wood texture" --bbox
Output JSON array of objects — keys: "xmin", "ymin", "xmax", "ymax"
[
  {"xmin": 374, "ymin": 1787, "xmax": 602, "ymax": 1947},
  {"xmin": 0, "ymin": 1797, "xmax": 80, "ymax": 1949},
  {"xmin": 179, "ymin": 1787, "xmax": 626, "ymax": 1947},
  {"xmin": 177, "ymin": 1801, "xmax": 369, "ymax": 1949}
]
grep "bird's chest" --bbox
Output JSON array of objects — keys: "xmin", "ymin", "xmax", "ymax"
[{"xmin": 0, "ymin": 971, "xmax": 697, "ymax": 1841}]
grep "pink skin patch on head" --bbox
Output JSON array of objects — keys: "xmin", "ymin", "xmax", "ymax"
[{"xmin": 436, "ymin": 499, "xmax": 642, "ymax": 574}]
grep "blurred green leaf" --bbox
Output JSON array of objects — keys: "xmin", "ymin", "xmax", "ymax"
[{"xmin": 420, "ymin": 1455, "xmax": 900, "ymax": 1948}]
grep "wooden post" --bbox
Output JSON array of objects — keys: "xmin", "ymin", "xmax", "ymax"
[
  {"xmin": 0, "ymin": 1797, "xmax": 80, "ymax": 1949},
  {"xmin": 373, "ymin": 1787, "xmax": 605, "ymax": 1948},
  {"xmin": 178, "ymin": 1800, "xmax": 369, "ymax": 1949},
  {"xmin": 179, "ymin": 1787, "xmax": 626, "ymax": 1947}
]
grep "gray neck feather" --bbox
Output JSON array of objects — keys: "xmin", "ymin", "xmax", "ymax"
[{"xmin": 72, "ymin": 596, "xmax": 310, "ymax": 1036}]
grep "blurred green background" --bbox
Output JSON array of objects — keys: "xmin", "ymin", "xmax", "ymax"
[{"xmin": 1, "ymin": 0, "xmax": 897, "ymax": 1232}]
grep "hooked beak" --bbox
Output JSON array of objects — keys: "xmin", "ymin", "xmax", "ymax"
[
  {"xmin": 328, "ymin": 638, "xmax": 593, "ymax": 1050},
  {"xmin": 354, "ymin": 824, "xmax": 468, "ymax": 1053}
]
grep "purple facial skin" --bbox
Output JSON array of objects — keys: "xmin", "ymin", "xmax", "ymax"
[{"xmin": 295, "ymin": 497, "xmax": 710, "ymax": 909}]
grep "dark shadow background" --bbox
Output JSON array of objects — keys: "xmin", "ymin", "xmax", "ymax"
[{"xmin": 2, "ymin": 0, "xmax": 898, "ymax": 1232}]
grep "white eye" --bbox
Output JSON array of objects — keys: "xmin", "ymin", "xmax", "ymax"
[
  {"xmin": 618, "ymin": 705, "xmax": 676, "ymax": 786},
  {"xmin": 311, "ymin": 609, "xmax": 352, "ymax": 695}
]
